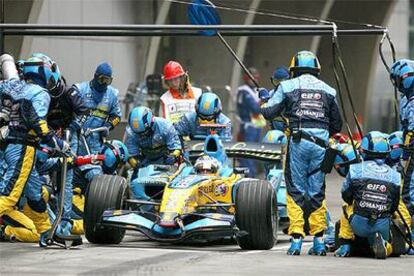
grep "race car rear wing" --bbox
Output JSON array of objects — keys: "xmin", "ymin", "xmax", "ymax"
[{"xmin": 185, "ymin": 140, "xmax": 283, "ymax": 162}]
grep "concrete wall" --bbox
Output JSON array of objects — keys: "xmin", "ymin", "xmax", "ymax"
[
  {"xmin": 3, "ymin": 0, "xmax": 400, "ymax": 131},
  {"xmin": 317, "ymin": 0, "xmax": 395, "ymax": 132},
  {"xmin": 15, "ymin": 0, "xmax": 156, "ymax": 120},
  {"xmin": 3, "ymin": 0, "xmax": 34, "ymax": 56},
  {"xmin": 368, "ymin": 0, "xmax": 410, "ymax": 131}
]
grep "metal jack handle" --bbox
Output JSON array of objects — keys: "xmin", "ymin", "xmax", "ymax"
[
  {"xmin": 81, "ymin": 126, "xmax": 109, "ymax": 156},
  {"xmin": 46, "ymin": 129, "xmax": 70, "ymax": 246}
]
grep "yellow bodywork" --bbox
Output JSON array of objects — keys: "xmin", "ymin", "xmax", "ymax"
[{"xmin": 158, "ymin": 173, "xmax": 240, "ymax": 224}]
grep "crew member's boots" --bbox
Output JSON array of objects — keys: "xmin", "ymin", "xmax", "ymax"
[
  {"xmin": 308, "ymin": 236, "xmax": 327, "ymax": 256},
  {"xmin": 287, "ymin": 237, "xmax": 303, "ymax": 255}
]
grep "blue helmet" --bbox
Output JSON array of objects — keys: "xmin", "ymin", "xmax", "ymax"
[
  {"xmin": 334, "ymin": 143, "xmax": 358, "ymax": 177},
  {"xmin": 397, "ymin": 62, "xmax": 414, "ymax": 95},
  {"xmin": 388, "ymin": 131, "xmax": 403, "ymax": 164},
  {"xmin": 128, "ymin": 106, "xmax": 154, "ymax": 135},
  {"xmin": 22, "ymin": 53, "xmax": 61, "ymax": 90},
  {"xmin": 360, "ymin": 131, "xmax": 390, "ymax": 159},
  {"xmin": 262, "ymin": 130, "xmax": 287, "ymax": 145},
  {"xmin": 100, "ymin": 140, "xmax": 129, "ymax": 174},
  {"xmin": 390, "ymin": 59, "xmax": 409, "ymax": 81},
  {"xmin": 289, "ymin": 50, "xmax": 321, "ymax": 77},
  {"xmin": 196, "ymin": 92, "xmax": 222, "ymax": 121},
  {"xmin": 272, "ymin": 66, "xmax": 289, "ymax": 81}
]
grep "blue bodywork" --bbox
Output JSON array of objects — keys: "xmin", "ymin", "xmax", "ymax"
[{"xmin": 267, "ymin": 166, "xmax": 288, "ymax": 230}]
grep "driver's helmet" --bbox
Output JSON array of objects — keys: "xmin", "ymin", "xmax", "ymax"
[{"xmin": 194, "ymin": 155, "xmax": 220, "ymax": 175}]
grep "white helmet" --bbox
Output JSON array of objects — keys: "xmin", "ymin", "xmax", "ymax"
[{"xmin": 194, "ymin": 155, "xmax": 220, "ymax": 174}]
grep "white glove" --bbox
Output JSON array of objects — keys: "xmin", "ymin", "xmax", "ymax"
[
  {"xmin": 51, "ymin": 136, "xmax": 71, "ymax": 155},
  {"xmin": 0, "ymin": 125, "xmax": 9, "ymax": 141}
]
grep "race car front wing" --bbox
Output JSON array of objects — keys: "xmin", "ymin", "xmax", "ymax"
[{"xmin": 100, "ymin": 210, "xmax": 238, "ymax": 243}]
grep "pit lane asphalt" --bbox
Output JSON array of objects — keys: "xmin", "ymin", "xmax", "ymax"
[{"xmin": 1, "ymin": 173, "xmax": 413, "ymax": 276}]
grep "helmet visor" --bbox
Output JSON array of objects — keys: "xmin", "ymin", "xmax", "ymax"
[
  {"xmin": 198, "ymin": 114, "xmax": 216, "ymax": 124},
  {"xmin": 165, "ymin": 75, "xmax": 184, "ymax": 88}
]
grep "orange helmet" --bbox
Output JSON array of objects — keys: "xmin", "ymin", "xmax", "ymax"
[{"xmin": 163, "ymin": 61, "xmax": 185, "ymax": 80}]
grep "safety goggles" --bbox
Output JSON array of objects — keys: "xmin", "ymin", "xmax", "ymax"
[
  {"xmin": 198, "ymin": 114, "xmax": 216, "ymax": 124},
  {"xmin": 96, "ymin": 75, "xmax": 113, "ymax": 85}
]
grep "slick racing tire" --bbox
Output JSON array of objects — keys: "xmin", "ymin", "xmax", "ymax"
[
  {"xmin": 235, "ymin": 179, "xmax": 278, "ymax": 250},
  {"xmin": 84, "ymin": 174, "xmax": 128, "ymax": 244}
]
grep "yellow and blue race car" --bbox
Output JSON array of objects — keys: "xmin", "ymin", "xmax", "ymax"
[{"xmin": 83, "ymin": 132, "xmax": 282, "ymax": 250}]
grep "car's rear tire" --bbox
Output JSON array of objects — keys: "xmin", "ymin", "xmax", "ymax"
[
  {"xmin": 235, "ymin": 179, "xmax": 278, "ymax": 250},
  {"xmin": 84, "ymin": 174, "xmax": 127, "ymax": 244}
]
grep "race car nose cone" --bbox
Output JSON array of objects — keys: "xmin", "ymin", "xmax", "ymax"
[
  {"xmin": 159, "ymin": 212, "xmax": 179, "ymax": 228},
  {"xmin": 159, "ymin": 220, "xmax": 177, "ymax": 228}
]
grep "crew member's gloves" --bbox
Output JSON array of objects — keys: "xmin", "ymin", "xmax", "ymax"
[
  {"xmin": 165, "ymin": 149, "xmax": 181, "ymax": 165},
  {"xmin": 128, "ymin": 157, "xmax": 139, "ymax": 169},
  {"xmin": 0, "ymin": 125, "xmax": 8, "ymax": 141},
  {"xmin": 83, "ymin": 127, "xmax": 110, "ymax": 138},
  {"xmin": 47, "ymin": 136, "xmax": 71, "ymax": 156},
  {"xmin": 101, "ymin": 126, "xmax": 110, "ymax": 138},
  {"xmin": 257, "ymin": 88, "xmax": 270, "ymax": 103},
  {"xmin": 404, "ymin": 130, "xmax": 414, "ymax": 152}
]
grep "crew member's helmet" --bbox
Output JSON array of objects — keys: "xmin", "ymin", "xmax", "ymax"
[
  {"xmin": 128, "ymin": 106, "xmax": 155, "ymax": 136},
  {"xmin": 289, "ymin": 50, "xmax": 321, "ymax": 77},
  {"xmin": 23, "ymin": 53, "xmax": 61, "ymax": 90},
  {"xmin": 360, "ymin": 131, "xmax": 390, "ymax": 159},
  {"xmin": 100, "ymin": 140, "xmax": 129, "ymax": 174},
  {"xmin": 196, "ymin": 92, "xmax": 222, "ymax": 123}
]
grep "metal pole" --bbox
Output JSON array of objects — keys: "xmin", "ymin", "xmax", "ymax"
[
  {"xmin": 0, "ymin": 23, "xmax": 337, "ymax": 30},
  {"xmin": 2, "ymin": 29, "xmax": 387, "ymax": 37},
  {"xmin": 0, "ymin": 0, "xmax": 4, "ymax": 54}
]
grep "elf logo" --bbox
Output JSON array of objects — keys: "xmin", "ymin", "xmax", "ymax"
[
  {"xmin": 301, "ymin": 93, "xmax": 321, "ymax": 100},
  {"xmin": 367, "ymin": 183, "xmax": 387, "ymax": 192}
]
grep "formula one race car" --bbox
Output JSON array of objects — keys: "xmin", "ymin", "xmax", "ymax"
[{"xmin": 84, "ymin": 131, "xmax": 283, "ymax": 250}]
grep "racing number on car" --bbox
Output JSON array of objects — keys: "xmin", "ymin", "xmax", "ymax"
[{"xmin": 198, "ymin": 183, "xmax": 228, "ymax": 197}]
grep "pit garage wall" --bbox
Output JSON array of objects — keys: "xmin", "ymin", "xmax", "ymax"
[
  {"xmin": 3, "ymin": 0, "xmax": 34, "ymax": 57},
  {"xmin": 11, "ymin": 0, "xmax": 156, "ymax": 120},
  {"xmin": 318, "ymin": 0, "xmax": 396, "ymax": 132},
  {"xmin": 168, "ymin": 0, "xmax": 396, "ymax": 131},
  {"xmin": 6, "ymin": 0, "xmax": 396, "ymax": 133},
  {"xmin": 369, "ymin": 0, "xmax": 409, "ymax": 131}
]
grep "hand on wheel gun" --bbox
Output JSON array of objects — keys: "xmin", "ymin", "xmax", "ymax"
[
  {"xmin": 165, "ymin": 149, "xmax": 182, "ymax": 165},
  {"xmin": 82, "ymin": 126, "xmax": 110, "ymax": 138},
  {"xmin": 45, "ymin": 135, "xmax": 73, "ymax": 157}
]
